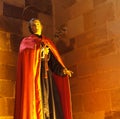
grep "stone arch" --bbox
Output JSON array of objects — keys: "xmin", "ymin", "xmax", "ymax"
[{"xmin": 23, "ymin": 0, "xmax": 53, "ymax": 20}]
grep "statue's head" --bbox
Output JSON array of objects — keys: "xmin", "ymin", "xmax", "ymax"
[{"xmin": 28, "ymin": 18, "xmax": 43, "ymax": 35}]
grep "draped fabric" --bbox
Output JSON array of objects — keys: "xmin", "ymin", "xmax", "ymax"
[{"xmin": 14, "ymin": 34, "xmax": 72, "ymax": 119}]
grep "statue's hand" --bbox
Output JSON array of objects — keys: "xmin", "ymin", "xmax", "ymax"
[{"xmin": 63, "ymin": 68, "xmax": 73, "ymax": 77}]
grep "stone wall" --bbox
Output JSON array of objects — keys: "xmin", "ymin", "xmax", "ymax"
[{"xmin": 54, "ymin": 0, "xmax": 120, "ymax": 119}]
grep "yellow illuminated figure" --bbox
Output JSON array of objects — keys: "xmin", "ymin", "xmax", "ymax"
[{"xmin": 14, "ymin": 18, "xmax": 73, "ymax": 119}]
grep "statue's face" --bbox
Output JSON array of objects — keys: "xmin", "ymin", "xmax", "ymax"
[{"xmin": 30, "ymin": 20, "xmax": 42, "ymax": 35}]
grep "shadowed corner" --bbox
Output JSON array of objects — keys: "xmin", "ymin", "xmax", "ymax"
[{"xmin": 105, "ymin": 111, "xmax": 120, "ymax": 119}]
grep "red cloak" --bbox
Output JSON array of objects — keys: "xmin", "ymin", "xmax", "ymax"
[{"xmin": 14, "ymin": 34, "xmax": 72, "ymax": 119}]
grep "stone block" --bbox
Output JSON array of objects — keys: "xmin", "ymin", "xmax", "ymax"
[
  {"xmin": 0, "ymin": 1, "xmax": 3, "ymax": 15},
  {"xmin": 0, "ymin": 98, "xmax": 7, "ymax": 116},
  {"xmin": 95, "ymin": 2, "xmax": 115, "ymax": 25},
  {"xmin": 4, "ymin": 0, "xmax": 24, "ymax": 7},
  {"xmin": 91, "ymin": 70, "xmax": 120, "ymax": 91},
  {"xmin": 83, "ymin": 91, "xmax": 111, "ymax": 112},
  {"xmin": 77, "ymin": 59, "xmax": 98, "ymax": 76},
  {"xmin": 73, "ymin": 111, "xmax": 105, "ymax": 119},
  {"xmin": 93, "ymin": 0, "xmax": 107, "ymax": 7},
  {"xmin": 43, "ymin": 26, "xmax": 53, "ymax": 39},
  {"xmin": 87, "ymin": 39, "xmax": 115, "ymax": 58},
  {"xmin": 0, "ymin": 31, "xmax": 11, "ymax": 51},
  {"xmin": 0, "ymin": 16, "xmax": 22, "ymax": 34},
  {"xmin": 62, "ymin": 47, "xmax": 87, "ymax": 66},
  {"xmin": 0, "ymin": 51, "xmax": 17, "ymax": 65},
  {"xmin": 114, "ymin": 0, "xmax": 120, "ymax": 19},
  {"xmin": 60, "ymin": 0, "xmax": 75, "ymax": 8},
  {"xmin": 57, "ymin": 9, "xmax": 71, "ymax": 26},
  {"xmin": 38, "ymin": 13, "xmax": 53, "ymax": 26},
  {"xmin": 96, "ymin": 53, "xmax": 120, "ymax": 71},
  {"xmin": 77, "ymin": 53, "xmax": 120, "ymax": 76},
  {"xmin": 54, "ymin": 1, "xmax": 70, "ymax": 25},
  {"xmin": 71, "ymin": 70, "xmax": 120, "ymax": 95},
  {"xmin": 6, "ymin": 98, "xmax": 15, "ymax": 116},
  {"xmin": 0, "ymin": 64, "xmax": 16, "ymax": 81},
  {"xmin": 105, "ymin": 111, "xmax": 120, "ymax": 119},
  {"xmin": 84, "ymin": 9, "xmax": 96, "ymax": 31},
  {"xmin": 84, "ymin": 2, "xmax": 114, "ymax": 31},
  {"xmin": 10, "ymin": 33, "xmax": 23, "ymax": 52},
  {"xmin": 22, "ymin": 20, "xmax": 30, "ymax": 37},
  {"xmin": 3, "ymin": 2, "xmax": 23, "ymax": 19},
  {"xmin": 0, "ymin": 117, "xmax": 13, "ymax": 119},
  {"xmin": 68, "ymin": 0, "xmax": 94, "ymax": 18},
  {"xmin": 67, "ymin": 15, "xmax": 84, "ymax": 38},
  {"xmin": 71, "ymin": 94, "xmax": 83, "ymax": 113},
  {"xmin": 107, "ymin": 18, "xmax": 120, "ymax": 53},
  {"xmin": 0, "ymin": 98, "xmax": 14, "ymax": 116},
  {"xmin": 70, "ymin": 77, "xmax": 94, "ymax": 94},
  {"xmin": 26, "ymin": 0, "xmax": 52, "ymax": 16},
  {"xmin": 0, "ymin": 80, "xmax": 15, "ymax": 97},
  {"xmin": 111, "ymin": 89, "xmax": 120, "ymax": 110},
  {"xmin": 107, "ymin": 18, "xmax": 120, "ymax": 38},
  {"xmin": 76, "ymin": 24, "xmax": 108, "ymax": 48}
]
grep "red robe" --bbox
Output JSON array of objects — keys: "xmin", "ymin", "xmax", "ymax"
[{"xmin": 14, "ymin": 34, "xmax": 72, "ymax": 119}]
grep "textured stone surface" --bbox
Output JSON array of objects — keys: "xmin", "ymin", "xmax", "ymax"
[
  {"xmin": 71, "ymin": 94, "xmax": 83, "ymax": 112},
  {"xmin": 6, "ymin": 98, "xmax": 15, "ymax": 116},
  {"xmin": 68, "ymin": 0, "xmax": 94, "ymax": 18},
  {"xmin": 0, "ymin": 98, "xmax": 7, "ymax": 116},
  {"xmin": 0, "ymin": 51, "xmax": 17, "ymax": 65},
  {"xmin": 93, "ymin": 0, "xmax": 107, "ymax": 7},
  {"xmin": 92, "ymin": 71, "xmax": 120, "ymax": 91},
  {"xmin": 54, "ymin": 0, "xmax": 120, "ymax": 118},
  {"xmin": 0, "ymin": 97, "xmax": 14, "ymax": 116},
  {"xmin": 0, "ymin": 117, "xmax": 13, "ymax": 119},
  {"xmin": 10, "ymin": 33, "xmax": 23, "ymax": 52},
  {"xmin": 114, "ymin": 0, "xmax": 120, "ymax": 18},
  {"xmin": 83, "ymin": 91, "xmax": 111, "ymax": 112},
  {"xmin": 87, "ymin": 39, "xmax": 115, "ymax": 58},
  {"xmin": 25, "ymin": 0, "xmax": 52, "ymax": 15},
  {"xmin": 84, "ymin": 2, "xmax": 114, "ymax": 31},
  {"xmin": 67, "ymin": 15, "xmax": 84, "ymax": 38},
  {"xmin": 77, "ymin": 53, "xmax": 120, "ymax": 77},
  {"xmin": 0, "ymin": 64, "xmax": 16, "ymax": 81},
  {"xmin": 111, "ymin": 89, "xmax": 120, "ymax": 110},
  {"xmin": 71, "ymin": 77, "xmax": 93, "ymax": 94},
  {"xmin": 0, "ymin": 80, "xmax": 15, "ymax": 97},
  {"xmin": 0, "ymin": 1, "xmax": 3, "ymax": 15},
  {"xmin": 61, "ymin": 0, "xmax": 75, "ymax": 8},
  {"xmin": 62, "ymin": 47, "xmax": 87, "ymax": 66},
  {"xmin": 105, "ymin": 111, "xmax": 120, "ymax": 119},
  {"xmin": 4, "ymin": 0, "xmax": 24, "ymax": 7},
  {"xmin": 76, "ymin": 24, "xmax": 108, "ymax": 47},
  {"xmin": 0, "ymin": 16, "xmax": 22, "ymax": 33},
  {"xmin": 73, "ymin": 111, "xmax": 105, "ymax": 119},
  {"xmin": 3, "ymin": 2, "xmax": 23, "ymax": 19},
  {"xmin": 0, "ymin": 31, "xmax": 11, "ymax": 51}
]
